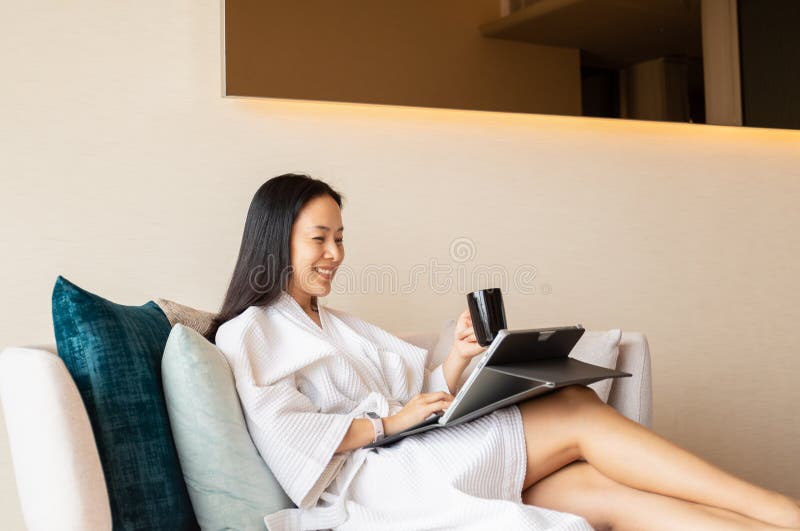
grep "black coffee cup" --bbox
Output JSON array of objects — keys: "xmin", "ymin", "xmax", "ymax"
[{"xmin": 466, "ymin": 288, "xmax": 507, "ymax": 347}]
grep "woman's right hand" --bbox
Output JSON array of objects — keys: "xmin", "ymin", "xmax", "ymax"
[{"xmin": 384, "ymin": 392, "xmax": 455, "ymax": 436}]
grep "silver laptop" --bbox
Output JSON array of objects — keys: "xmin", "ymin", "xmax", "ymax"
[{"xmin": 364, "ymin": 325, "xmax": 630, "ymax": 448}]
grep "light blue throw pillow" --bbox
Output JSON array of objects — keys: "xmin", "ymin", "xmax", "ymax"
[{"xmin": 161, "ymin": 324, "xmax": 294, "ymax": 530}]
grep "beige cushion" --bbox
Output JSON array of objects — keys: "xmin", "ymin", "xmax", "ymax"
[
  {"xmin": 154, "ymin": 298, "xmax": 216, "ymax": 337},
  {"xmin": 569, "ymin": 329, "xmax": 622, "ymax": 402}
]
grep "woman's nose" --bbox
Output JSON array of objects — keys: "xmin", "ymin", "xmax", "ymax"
[{"xmin": 324, "ymin": 241, "xmax": 343, "ymax": 261}]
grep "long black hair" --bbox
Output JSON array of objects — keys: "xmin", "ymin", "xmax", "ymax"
[{"xmin": 204, "ymin": 173, "xmax": 344, "ymax": 342}]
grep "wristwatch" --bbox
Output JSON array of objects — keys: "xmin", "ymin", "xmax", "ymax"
[{"xmin": 365, "ymin": 411, "xmax": 385, "ymax": 443}]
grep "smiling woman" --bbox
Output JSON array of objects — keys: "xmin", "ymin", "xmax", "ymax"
[
  {"xmin": 203, "ymin": 173, "xmax": 345, "ymax": 342},
  {"xmin": 286, "ymin": 195, "xmax": 345, "ymax": 327},
  {"xmin": 208, "ymin": 173, "xmax": 585, "ymax": 530},
  {"xmin": 207, "ymin": 173, "xmax": 800, "ymax": 531}
]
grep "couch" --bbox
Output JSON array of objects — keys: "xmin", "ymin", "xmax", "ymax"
[{"xmin": 0, "ymin": 330, "xmax": 653, "ymax": 530}]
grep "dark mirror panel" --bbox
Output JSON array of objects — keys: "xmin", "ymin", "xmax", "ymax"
[
  {"xmin": 225, "ymin": 0, "xmax": 799, "ymax": 131},
  {"xmin": 738, "ymin": 0, "xmax": 800, "ymax": 130}
]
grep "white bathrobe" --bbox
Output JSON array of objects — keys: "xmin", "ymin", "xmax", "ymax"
[{"xmin": 215, "ymin": 291, "xmax": 593, "ymax": 531}]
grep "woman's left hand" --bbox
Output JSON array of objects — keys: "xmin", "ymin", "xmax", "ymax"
[{"xmin": 450, "ymin": 309, "xmax": 487, "ymax": 362}]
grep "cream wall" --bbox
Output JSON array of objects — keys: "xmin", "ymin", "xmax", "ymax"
[{"xmin": 1, "ymin": 1, "xmax": 799, "ymax": 528}]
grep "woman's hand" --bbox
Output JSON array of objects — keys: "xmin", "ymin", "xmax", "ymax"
[
  {"xmin": 384, "ymin": 392, "xmax": 454, "ymax": 436},
  {"xmin": 449, "ymin": 309, "xmax": 487, "ymax": 362}
]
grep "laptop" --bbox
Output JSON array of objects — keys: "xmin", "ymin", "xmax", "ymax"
[{"xmin": 364, "ymin": 325, "xmax": 631, "ymax": 449}]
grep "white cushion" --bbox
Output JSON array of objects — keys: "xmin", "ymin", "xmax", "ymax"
[
  {"xmin": 0, "ymin": 347, "xmax": 111, "ymax": 531},
  {"xmin": 430, "ymin": 321, "xmax": 621, "ymax": 402},
  {"xmin": 568, "ymin": 329, "xmax": 622, "ymax": 402}
]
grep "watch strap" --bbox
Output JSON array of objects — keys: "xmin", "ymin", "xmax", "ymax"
[{"xmin": 365, "ymin": 411, "xmax": 384, "ymax": 443}]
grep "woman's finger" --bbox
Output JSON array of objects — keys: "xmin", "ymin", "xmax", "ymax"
[
  {"xmin": 422, "ymin": 392, "xmax": 453, "ymax": 402},
  {"xmin": 429, "ymin": 400, "xmax": 452, "ymax": 413},
  {"xmin": 457, "ymin": 326, "xmax": 474, "ymax": 340}
]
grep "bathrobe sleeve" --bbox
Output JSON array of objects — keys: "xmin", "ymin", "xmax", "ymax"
[
  {"xmin": 325, "ymin": 307, "xmax": 453, "ymax": 399},
  {"xmin": 360, "ymin": 321, "xmax": 454, "ymax": 396},
  {"xmin": 423, "ymin": 363, "xmax": 452, "ymax": 395},
  {"xmin": 236, "ymin": 375, "xmax": 353, "ymax": 509},
  {"xmin": 216, "ymin": 309, "xmax": 354, "ymax": 510}
]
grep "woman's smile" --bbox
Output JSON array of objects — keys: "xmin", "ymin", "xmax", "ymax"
[{"xmin": 314, "ymin": 266, "xmax": 336, "ymax": 281}]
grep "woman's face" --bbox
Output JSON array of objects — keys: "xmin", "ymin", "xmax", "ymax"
[{"xmin": 287, "ymin": 194, "xmax": 344, "ymax": 303}]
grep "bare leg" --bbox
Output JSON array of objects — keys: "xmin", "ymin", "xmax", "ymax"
[
  {"xmin": 558, "ymin": 385, "xmax": 800, "ymax": 528},
  {"xmin": 523, "ymin": 460, "xmax": 794, "ymax": 531}
]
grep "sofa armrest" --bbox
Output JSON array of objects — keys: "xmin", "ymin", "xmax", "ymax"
[
  {"xmin": 607, "ymin": 332, "xmax": 653, "ymax": 429},
  {"xmin": 0, "ymin": 347, "xmax": 112, "ymax": 531}
]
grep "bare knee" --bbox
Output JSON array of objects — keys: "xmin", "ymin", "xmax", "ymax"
[
  {"xmin": 552, "ymin": 385, "xmax": 610, "ymax": 459},
  {"xmin": 519, "ymin": 385, "xmax": 605, "ymax": 438},
  {"xmin": 518, "ymin": 385, "xmax": 608, "ymax": 484},
  {"xmin": 524, "ymin": 384, "xmax": 602, "ymax": 416},
  {"xmin": 518, "ymin": 385, "xmax": 599, "ymax": 440},
  {"xmin": 558, "ymin": 384, "xmax": 603, "ymax": 405},
  {"xmin": 557, "ymin": 385, "xmax": 609, "ymax": 424},
  {"xmin": 524, "ymin": 461, "xmax": 618, "ymax": 530}
]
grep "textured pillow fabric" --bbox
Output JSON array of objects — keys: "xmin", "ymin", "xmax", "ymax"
[
  {"xmin": 0, "ymin": 347, "xmax": 112, "ymax": 531},
  {"xmin": 154, "ymin": 298, "xmax": 216, "ymax": 338},
  {"xmin": 431, "ymin": 320, "xmax": 621, "ymax": 402},
  {"xmin": 51, "ymin": 276, "xmax": 198, "ymax": 530},
  {"xmin": 162, "ymin": 324, "xmax": 293, "ymax": 530}
]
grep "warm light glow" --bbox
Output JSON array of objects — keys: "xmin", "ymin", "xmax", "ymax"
[{"xmin": 227, "ymin": 94, "xmax": 800, "ymax": 146}]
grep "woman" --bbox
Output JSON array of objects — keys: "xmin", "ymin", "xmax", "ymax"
[{"xmin": 210, "ymin": 173, "xmax": 800, "ymax": 531}]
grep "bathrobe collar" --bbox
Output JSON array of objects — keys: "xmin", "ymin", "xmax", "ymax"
[{"xmin": 245, "ymin": 290, "xmax": 339, "ymax": 386}]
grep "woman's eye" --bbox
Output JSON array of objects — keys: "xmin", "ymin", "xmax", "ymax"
[{"xmin": 312, "ymin": 237, "xmax": 344, "ymax": 244}]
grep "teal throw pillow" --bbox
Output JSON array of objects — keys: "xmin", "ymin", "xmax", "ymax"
[{"xmin": 51, "ymin": 276, "xmax": 198, "ymax": 530}]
